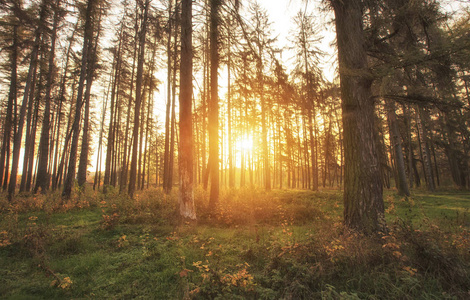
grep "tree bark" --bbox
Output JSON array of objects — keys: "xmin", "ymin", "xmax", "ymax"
[
  {"xmin": 51, "ymin": 22, "xmax": 77, "ymax": 191},
  {"xmin": 179, "ymin": 0, "xmax": 196, "ymax": 220},
  {"xmin": 77, "ymin": 13, "xmax": 101, "ymax": 188},
  {"xmin": 103, "ymin": 37, "xmax": 122, "ymax": 191},
  {"xmin": 163, "ymin": 0, "xmax": 173, "ymax": 193},
  {"xmin": 227, "ymin": 34, "xmax": 234, "ymax": 189},
  {"xmin": 0, "ymin": 24, "xmax": 18, "ymax": 189},
  {"xmin": 417, "ymin": 107, "xmax": 435, "ymax": 192},
  {"xmin": 120, "ymin": 9, "xmax": 138, "ymax": 193},
  {"xmin": 62, "ymin": 0, "xmax": 94, "ymax": 198},
  {"xmin": 208, "ymin": 0, "xmax": 220, "ymax": 209},
  {"xmin": 8, "ymin": 1, "xmax": 46, "ymax": 200},
  {"xmin": 128, "ymin": 0, "xmax": 149, "ymax": 198},
  {"xmin": 168, "ymin": 13, "xmax": 179, "ymax": 193},
  {"xmin": 332, "ymin": 0, "xmax": 385, "ymax": 234},
  {"xmin": 386, "ymin": 102, "xmax": 410, "ymax": 196},
  {"xmin": 35, "ymin": 0, "xmax": 61, "ymax": 193}
]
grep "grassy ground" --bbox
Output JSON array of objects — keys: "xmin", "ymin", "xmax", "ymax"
[{"xmin": 0, "ymin": 187, "xmax": 469, "ymax": 299}]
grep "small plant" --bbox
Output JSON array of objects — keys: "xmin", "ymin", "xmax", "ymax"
[
  {"xmin": 117, "ymin": 235, "xmax": 129, "ymax": 248},
  {"xmin": 0, "ymin": 230, "xmax": 11, "ymax": 247},
  {"xmin": 189, "ymin": 260, "xmax": 256, "ymax": 298},
  {"xmin": 50, "ymin": 275, "xmax": 73, "ymax": 290},
  {"xmin": 101, "ymin": 213, "xmax": 120, "ymax": 230}
]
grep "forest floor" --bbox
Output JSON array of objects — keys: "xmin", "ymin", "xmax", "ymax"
[{"xmin": 1, "ymin": 187, "xmax": 470, "ymax": 299}]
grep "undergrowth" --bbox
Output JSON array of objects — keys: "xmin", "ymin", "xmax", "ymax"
[{"xmin": 0, "ymin": 187, "xmax": 469, "ymax": 299}]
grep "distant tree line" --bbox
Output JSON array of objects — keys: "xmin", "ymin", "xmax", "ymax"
[{"xmin": 0, "ymin": 0, "xmax": 469, "ymax": 232}]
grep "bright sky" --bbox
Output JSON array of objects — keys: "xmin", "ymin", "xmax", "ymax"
[{"xmin": 255, "ymin": 0, "xmax": 337, "ymax": 82}]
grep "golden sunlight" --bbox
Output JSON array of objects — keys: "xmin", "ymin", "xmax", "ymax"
[{"xmin": 237, "ymin": 137, "xmax": 254, "ymax": 152}]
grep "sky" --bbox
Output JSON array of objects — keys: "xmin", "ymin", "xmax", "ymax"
[{"xmin": 256, "ymin": 0, "xmax": 337, "ymax": 82}]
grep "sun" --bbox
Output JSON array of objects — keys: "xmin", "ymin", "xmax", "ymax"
[
  {"xmin": 237, "ymin": 137, "xmax": 253, "ymax": 151},
  {"xmin": 233, "ymin": 136, "xmax": 254, "ymax": 169}
]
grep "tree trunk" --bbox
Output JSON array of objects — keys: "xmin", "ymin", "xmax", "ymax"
[
  {"xmin": 128, "ymin": 0, "xmax": 149, "ymax": 198},
  {"xmin": 77, "ymin": 10, "xmax": 101, "ymax": 188},
  {"xmin": 51, "ymin": 23, "xmax": 77, "ymax": 191},
  {"xmin": 227, "ymin": 36, "xmax": 234, "ymax": 189},
  {"xmin": 163, "ymin": 0, "xmax": 173, "ymax": 193},
  {"xmin": 8, "ymin": 1, "xmax": 46, "ymax": 200},
  {"xmin": 258, "ymin": 48, "xmax": 270, "ymax": 191},
  {"xmin": 0, "ymin": 24, "xmax": 18, "ymax": 189},
  {"xmin": 62, "ymin": 0, "xmax": 94, "ymax": 198},
  {"xmin": 179, "ymin": 0, "xmax": 196, "ymax": 220},
  {"xmin": 332, "ymin": 0, "xmax": 385, "ymax": 234},
  {"xmin": 386, "ymin": 102, "xmax": 410, "ymax": 196},
  {"xmin": 94, "ymin": 85, "xmax": 109, "ymax": 190},
  {"xmin": 402, "ymin": 105, "xmax": 414, "ymax": 189},
  {"xmin": 103, "ymin": 38, "xmax": 122, "ymax": 191},
  {"xmin": 208, "ymin": 0, "xmax": 220, "ymax": 209},
  {"xmin": 137, "ymin": 84, "xmax": 147, "ymax": 190},
  {"xmin": 168, "ymin": 15, "xmax": 179, "ymax": 193},
  {"xmin": 120, "ymin": 9, "xmax": 138, "ymax": 193},
  {"xmin": 35, "ymin": 0, "xmax": 61, "ymax": 193},
  {"xmin": 77, "ymin": 21, "xmax": 100, "ymax": 188},
  {"xmin": 416, "ymin": 107, "xmax": 435, "ymax": 192},
  {"xmin": 20, "ymin": 41, "xmax": 43, "ymax": 193},
  {"xmin": 54, "ymin": 76, "xmax": 76, "ymax": 190}
]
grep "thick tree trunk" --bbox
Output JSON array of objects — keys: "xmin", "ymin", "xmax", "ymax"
[
  {"xmin": 332, "ymin": 0, "xmax": 385, "ymax": 234},
  {"xmin": 179, "ymin": 0, "xmax": 196, "ymax": 220}
]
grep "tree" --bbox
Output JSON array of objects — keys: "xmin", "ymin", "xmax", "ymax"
[
  {"xmin": 163, "ymin": 0, "xmax": 174, "ymax": 194},
  {"xmin": 291, "ymin": 11, "xmax": 323, "ymax": 191},
  {"xmin": 179, "ymin": 0, "xmax": 196, "ymax": 220},
  {"xmin": 128, "ymin": 0, "xmax": 150, "ymax": 198},
  {"xmin": 0, "ymin": 16, "xmax": 19, "ymax": 190},
  {"xmin": 35, "ymin": 0, "xmax": 63, "ymax": 193},
  {"xmin": 386, "ymin": 101, "xmax": 410, "ymax": 196},
  {"xmin": 208, "ymin": 0, "xmax": 221, "ymax": 209},
  {"xmin": 63, "ymin": 0, "xmax": 96, "ymax": 198},
  {"xmin": 252, "ymin": 4, "xmax": 271, "ymax": 191},
  {"xmin": 8, "ymin": 0, "xmax": 47, "ymax": 200},
  {"xmin": 77, "ymin": 7, "xmax": 102, "ymax": 188},
  {"xmin": 331, "ymin": 0, "xmax": 385, "ymax": 234}
]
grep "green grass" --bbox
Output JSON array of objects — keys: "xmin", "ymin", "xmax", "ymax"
[{"xmin": 1, "ymin": 188, "xmax": 469, "ymax": 299}]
